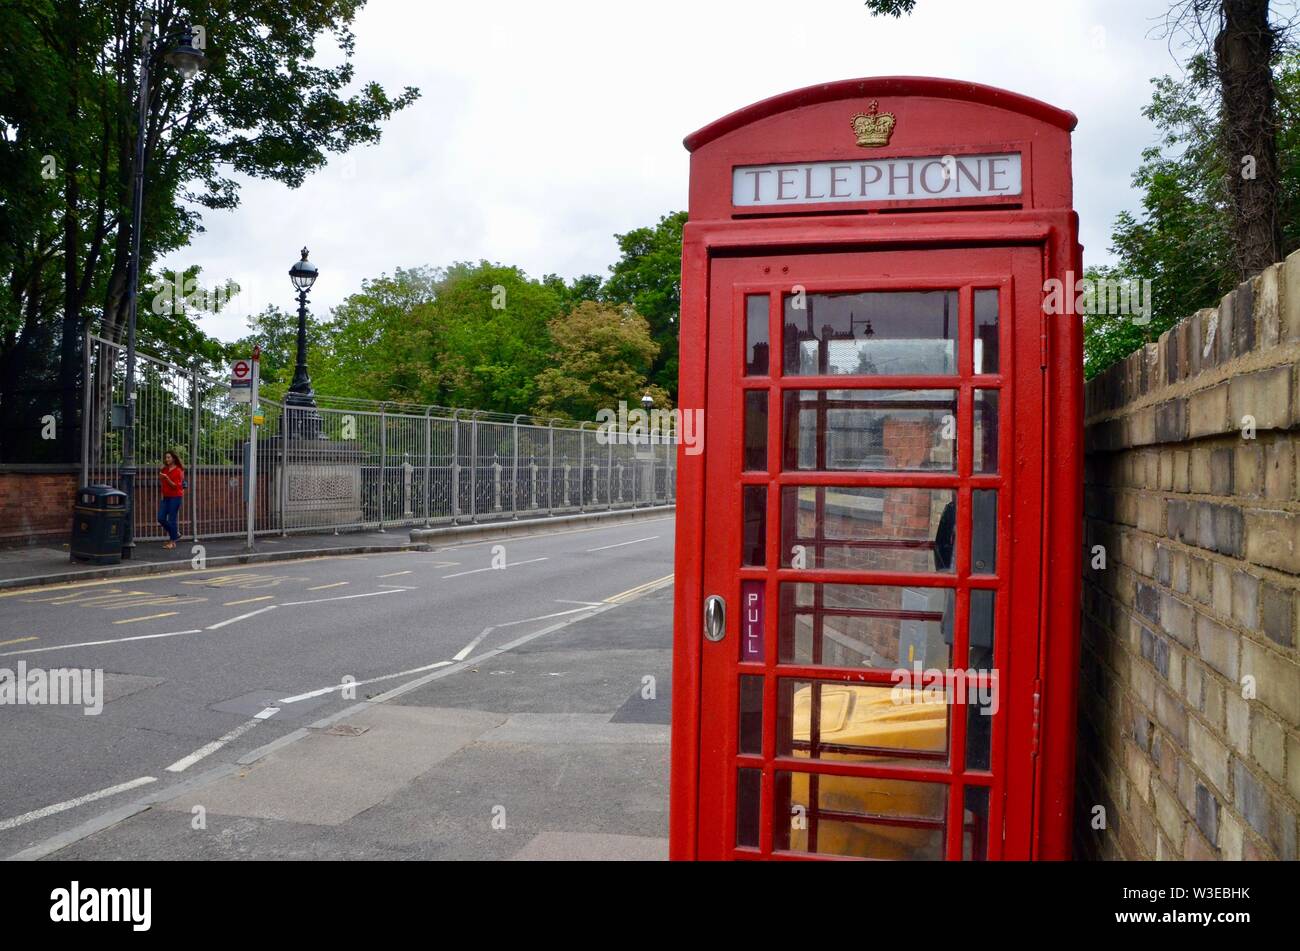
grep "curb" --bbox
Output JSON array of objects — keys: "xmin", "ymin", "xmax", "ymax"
[
  {"xmin": 0, "ymin": 543, "xmax": 429, "ymax": 591},
  {"xmin": 0, "ymin": 505, "xmax": 675, "ymax": 591},
  {"xmin": 409, "ymin": 504, "xmax": 675, "ymax": 547}
]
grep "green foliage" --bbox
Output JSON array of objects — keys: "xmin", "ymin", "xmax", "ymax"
[
  {"xmin": 603, "ymin": 211, "xmax": 685, "ymax": 399},
  {"xmin": 534, "ymin": 301, "xmax": 659, "ymax": 420}
]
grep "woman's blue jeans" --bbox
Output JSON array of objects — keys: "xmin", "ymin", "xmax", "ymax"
[{"xmin": 157, "ymin": 496, "xmax": 182, "ymax": 542}]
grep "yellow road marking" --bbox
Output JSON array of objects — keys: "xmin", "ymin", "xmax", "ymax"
[
  {"xmin": 307, "ymin": 582, "xmax": 349, "ymax": 591},
  {"xmin": 224, "ymin": 595, "xmax": 274, "ymax": 606},
  {"xmin": 605, "ymin": 573, "xmax": 674, "ymax": 604},
  {"xmin": 113, "ymin": 612, "xmax": 179, "ymax": 625},
  {"xmin": 0, "ymin": 636, "xmax": 38, "ymax": 647}
]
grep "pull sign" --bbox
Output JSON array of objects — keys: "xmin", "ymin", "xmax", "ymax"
[{"xmin": 741, "ymin": 580, "xmax": 764, "ymax": 662}]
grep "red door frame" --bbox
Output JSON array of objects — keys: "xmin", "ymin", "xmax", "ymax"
[{"xmin": 695, "ymin": 244, "xmax": 1043, "ymax": 860}]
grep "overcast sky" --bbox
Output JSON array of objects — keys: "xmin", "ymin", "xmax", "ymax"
[{"xmin": 165, "ymin": 0, "xmax": 1186, "ymax": 343}]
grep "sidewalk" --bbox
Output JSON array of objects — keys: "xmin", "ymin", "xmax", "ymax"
[
  {"xmin": 0, "ymin": 530, "xmax": 419, "ymax": 590},
  {"xmin": 0, "ymin": 505, "xmax": 675, "ymax": 590},
  {"xmin": 26, "ymin": 584, "xmax": 674, "ymax": 861}
]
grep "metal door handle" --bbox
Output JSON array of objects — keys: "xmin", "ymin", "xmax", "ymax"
[{"xmin": 704, "ymin": 595, "xmax": 726, "ymax": 642}]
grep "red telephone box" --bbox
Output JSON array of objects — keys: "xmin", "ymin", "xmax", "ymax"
[{"xmin": 671, "ymin": 77, "xmax": 1083, "ymax": 861}]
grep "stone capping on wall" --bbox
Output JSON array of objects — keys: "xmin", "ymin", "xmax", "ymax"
[{"xmin": 1078, "ymin": 250, "xmax": 1300, "ymax": 862}]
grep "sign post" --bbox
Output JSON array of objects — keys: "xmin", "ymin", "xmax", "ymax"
[{"xmin": 245, "ymin": 349, "xmax": 260, "ymax": 551}]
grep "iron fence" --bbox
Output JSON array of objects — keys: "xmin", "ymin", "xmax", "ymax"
[{"xmin": 83, "ymin": 333, "xmax": 676, "ymax": 543}]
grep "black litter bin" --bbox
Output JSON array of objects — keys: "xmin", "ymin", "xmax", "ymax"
[{"xmin": 70, "ymin": 485, "xmax": 128, "ymax": 564}]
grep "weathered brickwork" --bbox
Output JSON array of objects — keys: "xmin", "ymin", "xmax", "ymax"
[{"xmin": 1078, "ymin": 253, "xmax": 1300, "ymax": 861}]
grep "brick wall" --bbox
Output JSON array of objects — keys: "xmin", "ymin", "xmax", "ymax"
[
  {"xmin": 1077, "ymin": 252, "xmax": 1300, "ymax": 861},
  {"xmin": 0, "ymin": 468, "xmax": 79, "ymax": 546}
]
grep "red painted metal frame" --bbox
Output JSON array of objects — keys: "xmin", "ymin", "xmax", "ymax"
[{"xmin": 670, "ymin": 77, "xmax": 1082, "ymax": 861}]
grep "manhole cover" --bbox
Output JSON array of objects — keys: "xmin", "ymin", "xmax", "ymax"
[{"xmin": 317, "ymin": 724, "xmax": 369, "ymax": 737}]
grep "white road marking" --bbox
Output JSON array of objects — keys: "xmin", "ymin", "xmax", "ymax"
[
  {"xmin": 307, "ymin": 581, "xmax": 349, "ymax": 591},
  {"xmin": 206, "ymin": 605, "xmax": 278, "ymax": 630},
  {"xmin": 280, "ymin": 590, "xmax": 406, "ymax": 607},
  {"xmin": 0, "ymin": 777, "xmax": 157, "ymax": 831},
  {"xmin": 585, "ymin": 535, "xmax": 659, "ymax": 552},
  {"xmin": 378, "ymin": 571, "xmax": 413, "ymax": 578},
  {"xmin": 497, "ymin": 606, "xmax": 596, "ymax": 627},
  {"xmin": 165, "ymin": 709, "xmax": 278, "ymax": 773},
  {"xmin": 278, "ymin": 661, "xmax": 454, "ymax": 704},
  {"xmin": 441, "ymin": 557, "xmax": 548, "ymax": 579},
  {"xmin": 0, "ymin": 629, "xmax": 202, "ymax": 657},
  {"xmin": 453, "ymin": 627, "xmax": 494, "ymax": 662},
  {"xmin": 554, "ymin": 600, "xmax": 604, "ymax": 607}
]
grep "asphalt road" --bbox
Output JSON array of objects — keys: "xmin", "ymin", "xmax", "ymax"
[{"xmin": 0, "ymin": 515, "xmax": 675, "ymax": 858}]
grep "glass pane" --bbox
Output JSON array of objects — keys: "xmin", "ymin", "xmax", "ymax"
[
  {"xmin": 781, "ymin": 485, "xmax": 957, "ymax": 573},
  {"xmin": 743, "ymin": 485, "xmax": 767, "ymax": 567},
  {"xmin": 974, "ymin": 290, "xmax": 999, "ymax": 373},
  {"xmin": 973, "ymin": 389, "xmax": 999, "ymax": 473},
  {"xmin": 783, "ymin": 291, "xmax": 958, "ymax": 376},
  {"xmin": 966, "ymin": 694, "xmax": 994, "ymax": 771},
  {"xmin": 737, "ymin": 768, "xmax": 761, "ymax": 848},
  {"xmin": 777, "ymin": 679, "xmax": 949, "ymax": 765},
  {"xmin": 743, "ymin": 390, "xmax": 768, "ymax": 471},
  {"xmin": 963, "ymin": 787, "xmax": 990, "ymax": 860},
  {"xmin": 971, "ymin": 489, "xmax": 997, "ymax": 575},
  {"xmin": 745, "ymin": 295, "xmax": 769, "ymax": 376},
  {"xmin": 739, "ymin": 676, "xmax": 763, "ymax": 755},
  {"xmin": 783, "ymin": 389, "xmax": 956, "ymax": 471},
  {"xmin": 968, "ymin": 589, "xmax": 996, "ymax": 670},
  {"xmin": 775, "ymin": 771, "xmax": 947, "ymax": 859},
  {"xmin": 779, "ymin": 582, "xmax": 954, "ymax": 669}
]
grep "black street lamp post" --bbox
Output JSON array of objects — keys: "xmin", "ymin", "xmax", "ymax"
[
  {"xmin": 120, "ymin": 17, "xmax": 207, "ymax": 558},
  {"xmin": 284, "ymin": 247, "xmax": 323, "ymax": 439}
]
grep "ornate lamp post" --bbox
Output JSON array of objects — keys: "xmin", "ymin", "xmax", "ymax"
[
  {"xmin": 285, "ymin": 247, "xmax": 323, "ymax": 438},
  {"xmin": 120, "ymin": 18, "xmax": 207, "ymax": 558}
]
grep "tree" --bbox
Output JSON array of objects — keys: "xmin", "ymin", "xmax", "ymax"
[
  {"xmin": 603, "ymin": 211, "xmax": 685, "ymax": 400},
  {"xmin": 428, "ymin": 262, "xmax": 565, "ymax": 413},
  {"xmin": 0, "ymin": 0, "xmax": 417, "ymax": 462},
  {"xmin": 533, "ymin": 301, "xmax": 660, "ymax": 420},
  {"xmin": 312, "ymin": 267, "xmax": 441, "ymax": 402}
]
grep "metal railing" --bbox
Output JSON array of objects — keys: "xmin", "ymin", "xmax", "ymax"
[{"xmin": 83, "ymin": 333, "xmax": 676, "ymax": 543}]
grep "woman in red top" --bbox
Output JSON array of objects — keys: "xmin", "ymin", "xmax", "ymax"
[{"xmin": 158, "ymin": 450, "xmax": 186, "ymax": 549}]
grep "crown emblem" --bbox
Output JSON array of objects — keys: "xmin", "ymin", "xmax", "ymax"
[{"xmin": 850, "ymin": 101, "xmax": 896, "ymax": 148}]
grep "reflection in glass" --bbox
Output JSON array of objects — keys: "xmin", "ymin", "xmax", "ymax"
[
  {"xmin": 781, "ymin": 485, "xmax": 956, "ymax": 573},
  {"xmin": 779, "ymin": 583, "xmax": 954, "ymax": 670},
  {"xmin": 971, "ymin": 490, "xmax": 997, "ymax": 574},
  {"xmin": 744, "ymin": 390, "xmax": 768, "ymax": 471},
  {"xmin": 746, "ymin": 295, "xmax": 769, "ymax": 376},
  {"xmin": 783, "ymin": 291, "xmax": 958, "ymax": 376},
  {"xmin": 974, "ymin": 290, "xmax": 999, "ymax": 373},
  {"xmin": 775, "ymin": 771, "xmax": 947, "ymax": 859},
  {"xmin": 783, "ymin": 390, "xmax": 956, "ymax": 472},
  {"xmin": 966, "ymin": 694, "xmax": 994, "ymax": 771},
  {"xmin": 969, "ymin": 589, "xmax": 996, "ymax": 670},
  {"xmin": 737, "ymin": 768, "xmax": 761, "ymax": 848},
  {"xmin": 743, "ymin": 485, "xmax": 767, "ymax": 567},
  {"xmin": 963, "ymin": 786, "xmax": 990, "ymax": 861},
  {"xmin": 776, "ymin": 679, "xmax": 949, "ymax": 764},
  {"xmin": 974, "ymin": 389, "xmax": 999, "ymax": 473},
  {"xmin": 739, "ymin": 676, "xmax": 763, "ymax": 755}
]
